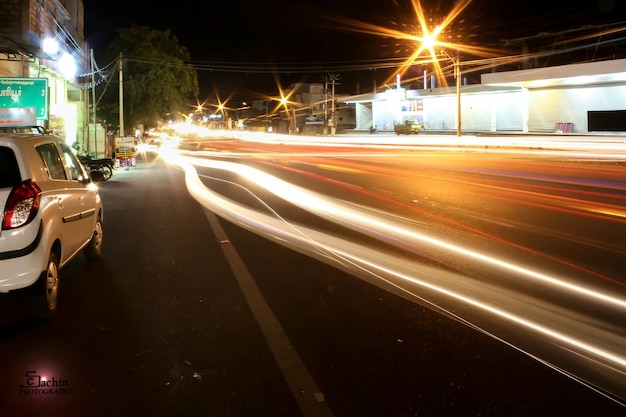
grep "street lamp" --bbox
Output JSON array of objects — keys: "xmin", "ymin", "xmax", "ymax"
[
  {"xmin": 217, "ymin": 104, "xmax": 228, "ymax": 129},
  {"xmin": 416, "ymin": 23, "xmax": 461, "ymax": 137},
  {"xmin": 279, "ymin": 96, "xmax": 298, "ymax": 134},
  {"xmin": 441, "ymin": 50, "xmax": 461, "ymax": 137}
]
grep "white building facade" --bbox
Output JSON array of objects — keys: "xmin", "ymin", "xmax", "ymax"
[{"xmin": 345, "ymin": 58, "xmax": 626, "ymax": 135}]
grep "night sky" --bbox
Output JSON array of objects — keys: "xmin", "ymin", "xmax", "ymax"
[{"xmin": 83, "ymin": 0, "xmax": 626, "ymax": 102}]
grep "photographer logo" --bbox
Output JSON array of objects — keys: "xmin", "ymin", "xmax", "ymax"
[{"xmin": 19, "ymin": 370, "xmax": 73, "ymax": 396}]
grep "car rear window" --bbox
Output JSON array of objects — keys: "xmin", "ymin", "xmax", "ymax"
[
  {"xmin": 36, "ymin": 143, "xmax": 67, "ymax": 180},
  {"xmin": 0, "ymin": 146, "xmax": 21, "ymax": 188}
]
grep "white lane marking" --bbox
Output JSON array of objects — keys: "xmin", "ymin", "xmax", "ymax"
[{"xmin": 204, "ymin": 209, "xmax": 335, "ymax": 417}]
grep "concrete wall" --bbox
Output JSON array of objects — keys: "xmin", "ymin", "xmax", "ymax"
[
  {"xmin": 354, "ymin": 102, "xmax": 372, "ymax": 130},
  {"xmin": 421, "ymin": 91, "xmax": 524, "ymax": 132},
  {"xmin": 528, "ymin": 84, "xmax": 626, "ymax": 133},
  {"xmin": 373, "ymin": 100, "xmax": 402, "ymax": 132}
]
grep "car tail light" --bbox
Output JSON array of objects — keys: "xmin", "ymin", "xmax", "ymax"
[{"xmin": 2, "ymin": 180, "xmax": 41, "ymax": 230}]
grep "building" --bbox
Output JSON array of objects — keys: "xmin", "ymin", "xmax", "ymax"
[
  {"xmin": 0, "ymin": 0, "xmax": 95, "ymax": 147},
  {"xmin": 343, "ymin": 58, "xmax": 626, "ymax": 135},
  {"xmin": 482, "ymin": 59, "xmax": 626, "ymax": 133},
  {"xmin": 269, "ymin": 82, "xmax": 355, "ymax": 135}
]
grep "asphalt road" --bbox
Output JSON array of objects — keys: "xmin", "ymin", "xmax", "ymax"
[{"xmin": 1, "ymin": 151, "xmax": 625, "ymax": 417}]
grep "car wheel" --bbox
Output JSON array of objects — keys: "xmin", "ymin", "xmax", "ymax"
[
  {"xmin": 84, "ymin": 216, "xmax": 103, "ymax": 260},
  {"xmin": 30, "ymin": 252, "xmax": 60, "ymax": 319}
]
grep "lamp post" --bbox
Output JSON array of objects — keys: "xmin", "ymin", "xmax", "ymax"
[
  {"xmin": 217, "ymin": 104, "xmax": 228, "ymax": 129},
  {"xmin": 441, "ymin": 50, "xmax": 461, "ymax": 137},
  {"xmin": 454, "ymin": 54, "xmax": 461, "ymax": 137},
  {"xmin": 280, "ymin": 96, "xmax": 297, "ymax": 134}
]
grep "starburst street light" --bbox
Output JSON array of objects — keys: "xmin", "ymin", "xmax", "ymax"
[
  {"xmin": 407, "ymin": 0, "xmax": 471, "ymax": 137},
  {"xmin": 278, "ymin": 94, "xmax": 298, "ymax": 134},
  {"xmin": 319, "ymin": 0, "xmax": 501, "ymax": 136},
  {"xmin": 375, "ymin": 7, "xmax": 464, "ymax": 136},
  {"xmin": 260, "ymin": 74, "xmax": 302, "ymax": 134}
]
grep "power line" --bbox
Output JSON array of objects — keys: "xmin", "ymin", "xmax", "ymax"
[{"xmin": 115, "ymin": 30, "xmax": 626, "ymax": 77}]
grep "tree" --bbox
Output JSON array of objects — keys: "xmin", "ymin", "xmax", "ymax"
[{"xmin": 101, "ymin": 25, "xmax": 198, "ymax": 134}]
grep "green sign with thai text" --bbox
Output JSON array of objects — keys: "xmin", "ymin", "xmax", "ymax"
[{"xmin": 0, "ymin": 77, "xmax": 49, "ymax": 120}]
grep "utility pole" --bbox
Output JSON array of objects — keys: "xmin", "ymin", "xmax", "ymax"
[
  {"xmin": 323, "ymin": 77, "xmax": 329, "ymax": 136},
  {"xmin": 90, "ymin": 49, "xmax": 97, "ymax": 156},
  {"xmin": 118, "ymin": 53, "xmax": 124, "ymax": 137},
  {"xmin": 326, "ymin": 72, "xmax": 340, "ymax": 136}
]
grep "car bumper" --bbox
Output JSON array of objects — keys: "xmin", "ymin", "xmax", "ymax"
[{"xmin": 0, "ymin": 221, "xmax": 45, "ymax": 292}]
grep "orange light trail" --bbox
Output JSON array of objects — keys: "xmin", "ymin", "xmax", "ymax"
[{"xmin": 152, "ymin": 140, "xmax": 626, "ymax": 403}]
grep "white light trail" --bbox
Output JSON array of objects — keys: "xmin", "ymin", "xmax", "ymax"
[
  {"xmin": 163, "ymin": 148, "xmax": 626, "ymax": 310},
  {"xmin": 228, "ymin": 130, "xmax": 626, "ymax": 158},
  {"xmin": 160, "ymin": 146, "xmax": 626, "ymax": 402}
]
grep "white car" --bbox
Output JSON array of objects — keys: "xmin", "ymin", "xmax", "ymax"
[{"xmin": 0, "ymin": 132, "xmax": 104, "ymax": 318}]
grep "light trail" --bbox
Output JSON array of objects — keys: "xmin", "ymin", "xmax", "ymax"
[
  {"xmin": 163, "ymin": 149, "xmax": 626, "ymax": 309},
  {"xmin": 254, "ymin": 155, "xmax": 626, "ymax": 290},
  {"xmin": 203, "ymin": 130, "xmax": 626, "ymax": 160},
  {"xmin": 157, "ymin": 144, "xmax": 626, "ymax": 404},
  {"xmin": 162, "ymin": 121, "xmax": 626, "ymax": 159}
]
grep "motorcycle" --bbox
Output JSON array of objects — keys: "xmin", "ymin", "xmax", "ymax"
[{"xmin": 79, "ymin": 154, "xmax": 115, "ymax": 181}]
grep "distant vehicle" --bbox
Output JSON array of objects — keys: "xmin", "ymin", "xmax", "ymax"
[
  {"xmin": 393, "ymin": 120, "xmax": 422, "ymax": 135},
  {"xmin": 0, "ymin": 132, "xmax": 105, "ymax": 318}
]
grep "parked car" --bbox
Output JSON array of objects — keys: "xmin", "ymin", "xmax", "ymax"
[
  {"xmin": 0, "ymin": 132, "xmax": 104, "ymax": 318},
  {"xmin": 393, "ymin": 120, "xmax": 422, "ymax": 135}
]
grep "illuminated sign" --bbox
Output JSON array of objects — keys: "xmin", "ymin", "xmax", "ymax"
[
  {"xmin": 0, "ymin": 107, "xmax": 37, "ymax": 126},
  {"xmin": 0, "ymin": 77, "xmax": 49, "ymax": 120},
  {"xmin": 402, "ymin": 99, "xmax": 424, "ymax": 112}
]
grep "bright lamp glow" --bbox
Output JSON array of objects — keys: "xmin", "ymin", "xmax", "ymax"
[
  {"xmin": 42, "ymin": 37, "xmax": 59, "ymax": 57},
  {"xmin": 58, "ymin": 52, "xmax": 76, "ymax": 79}
]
